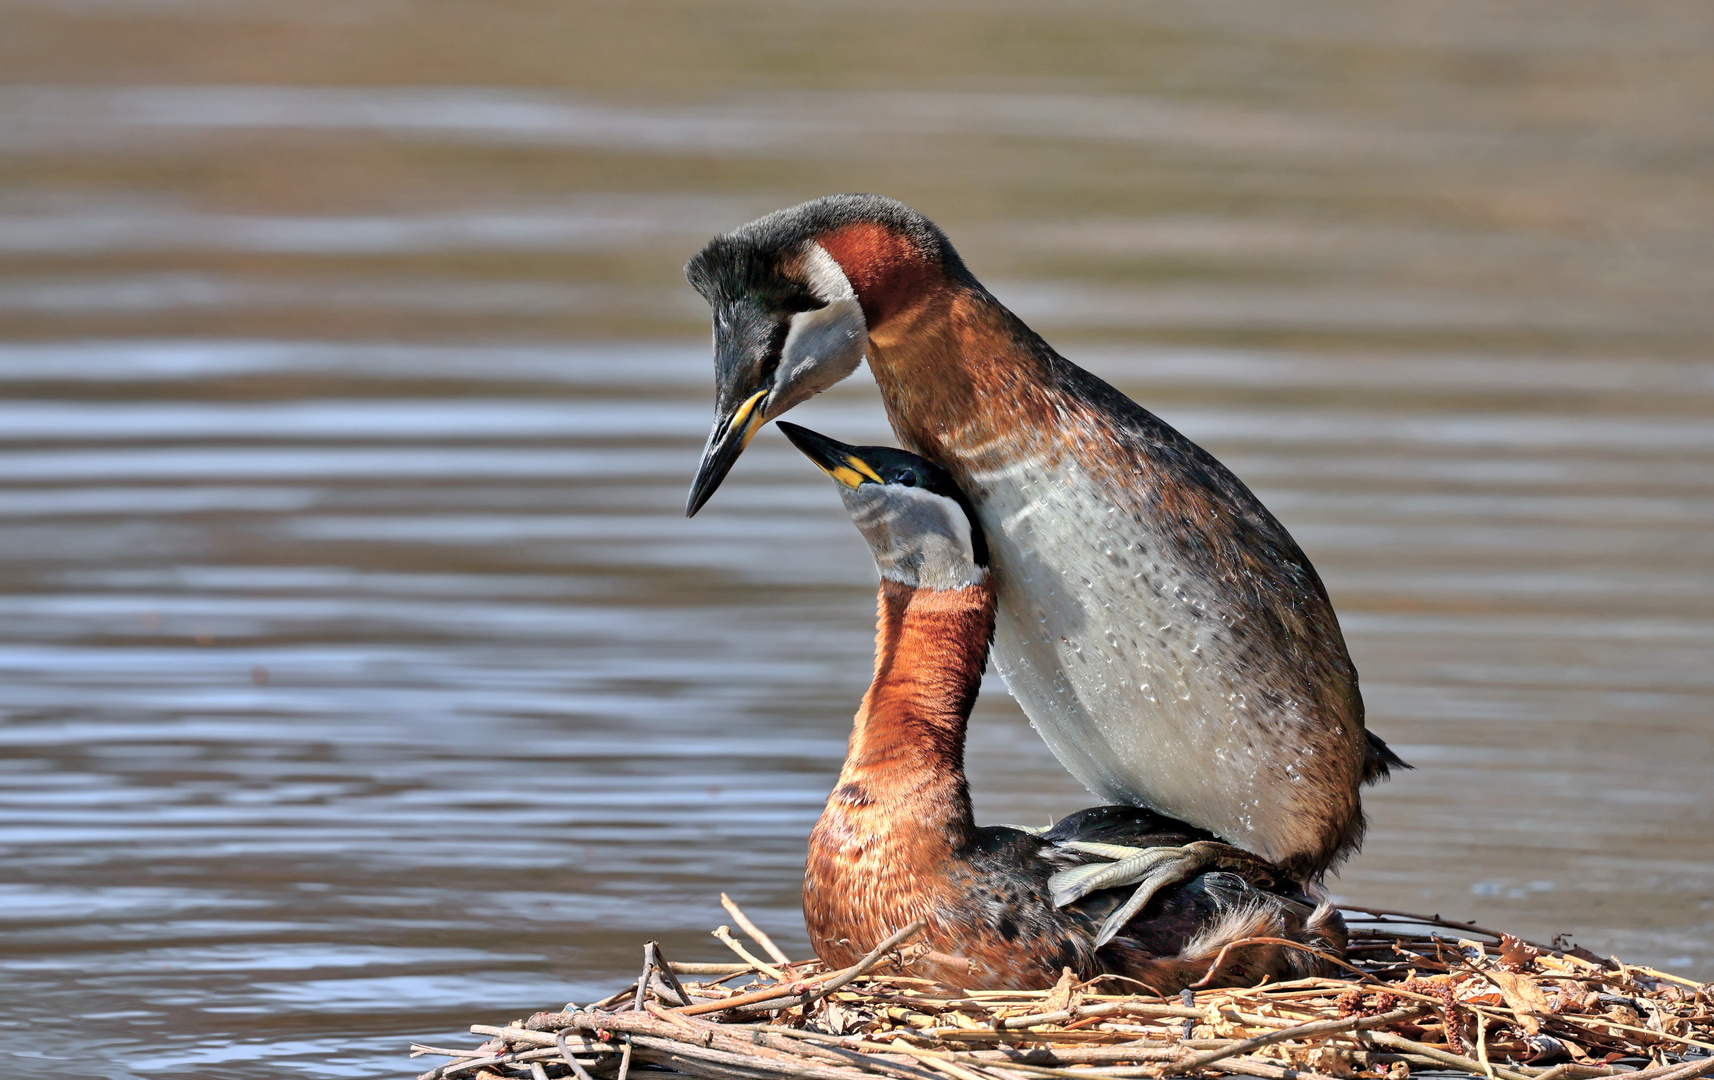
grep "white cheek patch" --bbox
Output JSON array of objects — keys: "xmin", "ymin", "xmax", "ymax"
[
  {"xmin": 802, "ymin": 241, "xmax": 855, "ymax": 302},
  {"xmin": 767, "ymin": 243, "xmax": 868, "ymax": 418},
  {"xmin": 843, "ymin": 484, "xmax": 985, "ymax": 591}
]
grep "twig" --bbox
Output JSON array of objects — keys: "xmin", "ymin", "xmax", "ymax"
[
  {"xmin": 1214, "ymin": 1056, "xmax": 1348, "ymax": 1080},
  {"xmin": 776, "ymin": 1035, "xmax": 947, "ymax": 1080},
  {"xmin": 771, "ymin": 1028, "xmax": 1041, "ymax": 1080},
  {"xmin": 472, "ymin": 1025, "xmax": 603, "ymax": 1051},
  {"xmin": 412, "ymin": 1044, "xmax": 487, "ymax": 1059},
  {"xmin": 1476, "ymin": 998, "xmax": 1497, "ymax": 1080},
  {"xmin": 1339, "ymin": 906, "xmax": 1516, "ymax": 942},
  {"xmin": 653, "ymin": 1004, "xmax": 945, "ymax": 1080},
  {"xmin": 1192, "ymin": 936, "xmax": 1375, "ymax": 987},
  {"xmin": 544, "ymin": 1009, "xmax": 887, "ymax": 1080},
  {"xmin": 590, "ymin": 980, "xmax": 638, "ymax": 1011},
  {"xmin": 670, "ymin": 961, "xmax": 767, "ymax": 975},
  {"xmin": 991, "ymin": 1000, "xmax": 1296, "ymax": 1032},
  {"xmin": 421, "ymin": 1048, "xmax": 540, "ymax": 1080},
  {"xmin": 722, "ymin": 893, "xmax": 793, "ymax": 967},
  {"xmin": 680, "ymin": 917, "xmax": 928, "ymax": 1017},
  {"xmin": 1552, "ymin": 1016, "xmax": 1714, "ymax": 1055},
  {"xmin": 1169, "ymin": 1005, "xmax": 1425, "ymax": 1072},
  {"xmin": 1619, "ymin": 1057, "xmax": 1714, "ymax": 1080},
  {"xmin": 633, "ymin": 942, "xmax": 653, "ymax": 1012},
  {"xmin": 1631, "ymin": 967, "xmax": 1714, "ymax": 990},
  {"xmin": 648, "ymin": 941, "xmax": 694, "ymax": 1007},
  {"xmin": 715, "ymin": 924, "xmax": 789, "ymax": 980},
  {"xmin": 1364, "ymin": 1029, "xmax": 1537, "ymax": 1080},
  {"xmin": 555, "ymin": 1029, "xmax": 598, "ymax": 1080}
]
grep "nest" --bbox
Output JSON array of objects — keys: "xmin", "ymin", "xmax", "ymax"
[{"xmin": 414, "ymin": 897, "xmax": 1713, "ymax": 1080}]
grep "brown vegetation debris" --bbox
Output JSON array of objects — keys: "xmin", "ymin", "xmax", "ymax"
[{"xmin": 412, "ymin": 903, "xmax": 1714, "ymax": 1080}]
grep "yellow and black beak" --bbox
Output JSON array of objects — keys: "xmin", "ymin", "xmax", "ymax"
[
  {"xmin": 777, "ymin": 421, "xmax": 883, "ymax": 489},
  {"xmin": 686, "ymin": 388, "xmax": 770, "ymax": 516}
]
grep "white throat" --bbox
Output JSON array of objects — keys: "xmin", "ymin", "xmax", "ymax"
[
  {"xmin": 768, "ymin": 243, "xmax": 868, "ymax": 417},
  {"xmin": 842, "ymin": 484, "xmax": 986, "ymax": 592}
]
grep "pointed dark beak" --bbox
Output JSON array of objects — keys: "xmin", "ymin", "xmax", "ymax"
[
  {"xmin": 686, "ymin": 389, "xmax": 769, "ymax": 516},
  {"xmin": 777, "ymin": 421, "xmax": 878, "ymax": 489}
]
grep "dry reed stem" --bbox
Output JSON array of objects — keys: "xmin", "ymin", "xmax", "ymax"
[
  {"xmin": 721, "ymin": 894, "xmax": 793, "ymax": 968},
  {"xmin": 683, "ymin": 918, "xmax": 929, "ymax": 1017},
  {"xmin": 1169, "ymin": 1005, "xmax": 1427, "ymax": 1072},
  {"xmin": 417, "ymin": 904, "xmax": 1711, "ymax": 1080},
  {"xmin": 714, "ymin": 925, "xmax": 789, "ymax": 981}
]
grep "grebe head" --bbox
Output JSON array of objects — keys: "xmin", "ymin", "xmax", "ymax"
[
  {"xmin": 683, "ymin": 194, "xmax": 960, "ymax": 517},
  {"xmin": 778, "ymin": 421, "xmax": 987, "ymax": 592}
]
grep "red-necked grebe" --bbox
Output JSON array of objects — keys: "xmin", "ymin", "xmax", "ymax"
[{"xmin": 780, "ymin": 421, "xmax": 1344, "ymax": 991}]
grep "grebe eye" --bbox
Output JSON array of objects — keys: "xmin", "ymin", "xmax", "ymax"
[{"xmin": 891, "ymin": 469, "xmax": 917, "ymax": 487}]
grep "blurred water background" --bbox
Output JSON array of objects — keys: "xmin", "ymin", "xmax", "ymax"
[{"xmin": 1, "ymin": 2, "xmax": 1711, "ymax": 1076}]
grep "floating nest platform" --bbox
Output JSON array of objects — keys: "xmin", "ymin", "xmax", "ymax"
[{"xmin": 415, "ymin": 900, "xmax": 1712, "ymax": 1080}]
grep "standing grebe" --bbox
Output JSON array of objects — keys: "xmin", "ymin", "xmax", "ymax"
[
  {"xmin": 779, "ymin": 421, "xmax": 1344, "ymax": 991},
  {"xmin": 684, "ymin": 195, "xmax": 1404, "ymax": 883}
]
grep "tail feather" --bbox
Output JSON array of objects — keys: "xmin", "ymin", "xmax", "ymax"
[{"xmin": 1362, "ymin": 730, "xmax": 1410, "ymax": 784}]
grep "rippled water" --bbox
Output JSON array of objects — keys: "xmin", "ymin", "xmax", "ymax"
[{"xmin": 2, "ymin": 3, "xmax": 1711, "ymax": 1077}]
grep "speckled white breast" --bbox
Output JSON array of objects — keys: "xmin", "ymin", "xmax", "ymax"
[{"xmin": 964, "ymin": 454, "xmax": 1306, "ymax": 860}]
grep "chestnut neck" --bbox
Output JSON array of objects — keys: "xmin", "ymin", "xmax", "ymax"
[
  {"xmin": 817, "ymin": 224, "xmax": 1049, "ymax": 470},
  {"xmin": 835, "ymin": 577, "xmax": 996, "ymax": 837}
]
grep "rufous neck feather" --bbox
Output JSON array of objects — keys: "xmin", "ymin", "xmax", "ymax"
[
  {"xmin": 839, "ymin": 578, "xmax": 996, "ymax": 817},
  {"xmin": 813, "ymin": 221, "xmax": 1050, "ymax": 473},
  {"xmin": 816, "ymin": 223, "xmax": 941, "ymax": 329}
]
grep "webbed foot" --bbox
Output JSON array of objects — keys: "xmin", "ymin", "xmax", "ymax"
[{"xmin": 1045, "ymin": 839, "xmax": 1263, "ymax": 947}]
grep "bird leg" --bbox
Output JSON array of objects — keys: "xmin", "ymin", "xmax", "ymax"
[{"xmin": 1046, "ymin": 840, "xmax": 1266, "ymax": 948}]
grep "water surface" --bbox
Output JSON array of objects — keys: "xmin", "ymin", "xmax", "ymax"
[{"xmin": 1, "ymin": 3, "xmax": 1710, "ymax": 1077}]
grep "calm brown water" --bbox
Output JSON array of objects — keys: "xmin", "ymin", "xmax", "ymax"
[{"xmin": 1, "ymin": 2, "xmax": 1711, "ymax": 1076}]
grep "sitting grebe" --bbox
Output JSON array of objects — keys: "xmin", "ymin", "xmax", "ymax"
[{"xmin": 780, "ymin": 421, "xmax": 1344, "ymax": 991}]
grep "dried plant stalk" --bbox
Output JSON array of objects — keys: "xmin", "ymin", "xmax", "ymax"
[{"xmin": 416, "ymin": 906, "xmax": 1713, "ymax": 1080}]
